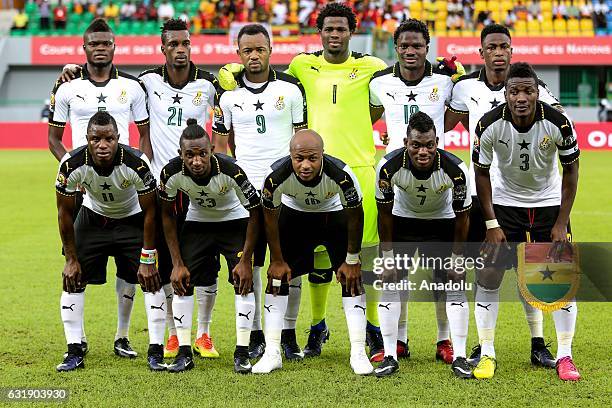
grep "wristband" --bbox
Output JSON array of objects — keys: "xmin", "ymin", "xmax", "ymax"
[
  {"xmin": 485, "ymin": 219, "xmax": 500, "ymax": 230},
  {"xmin": 140, "ymin": 248, "xmax": 157, "ymax": 264},
  {"xmin": 382, "ymin": 250, "xmax": 395, "ymax": 259},
  {"xmin": 272, "ymin": 278, "xmax": 282, "ymax": 288},
  {"xmin": 345, "ymin": 252, "xmax": 360, "ymax": 265}
]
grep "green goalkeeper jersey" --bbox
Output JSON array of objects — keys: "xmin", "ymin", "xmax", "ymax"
[{"xmin": 287, "ymin": 51, "xmax": 387, "ymax": 168}]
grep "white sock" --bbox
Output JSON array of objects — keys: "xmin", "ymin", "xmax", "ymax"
[
  {"xmin": 518, "ymin": 286, "xmax": 544, "ymax": 338},
  {"xmin": 252, "ymin": 266, "xmax": 263, "ymax": 331},
  {"xmin": 474, "ymin": 285, "xmax": 500, "ymax": 358},
  {"xmin": 398, "ymin": 301, "xmax": 408, "ymax": 343},
  {"xmin": 553, "ymin": 300, "xmax": 577, "ymax": 359},
  {"xmin": 378, "ymin": 291, "xmax": 400, "ymax": 360},
  {"xmin": 284, "ymin": 276, "xmax": 302, "ymax": 330},
  {"xmin": 144, "ymin": 290, "xmax": 166, "ymax": 345},
  {"xmin": 61, "ymin": 291, "xmax": 84, "ymax": 345},
  {"xmin": 172, "ymin": 295, "xmax": 194, "ymax": 347},
  {"xmin": 163, "ymin": 283, "xmax": 176, "ymax": 337},
  {"xmin": 435, "ymin": 298, "xmax": 450, "ymax": 342},
  {"xmin": 195, "ymin": 283, "xmax": 217, "ymax": 338},
  {"xmin": 343, "ymin": 294, "xmax": 367, "ymax": 353},
  {"xmin": 446, "ymin": 291, "xmax": 469, "ymax": 359},
  {"xmin": 81, "ymin": 321, "xmax": 87, "ymax": 343},
  {"xmin": 115, "ymin": 277, "xmax": 135, "ymax": 340},
  {"xmin": 235, "ymin": 293, "xmax": 255, "ymax": 347},
  {"xmin": 263, "ymin": 294, "xmax": 288, "ymax": 353}
]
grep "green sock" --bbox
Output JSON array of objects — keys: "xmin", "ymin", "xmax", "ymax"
[
  {"xmin": 365, "ymin": 283, "xmax": 380, "ymax": 327},
  {"xmin": 309, "ymin": 281, "xmax": 331, "ymax": 326}
]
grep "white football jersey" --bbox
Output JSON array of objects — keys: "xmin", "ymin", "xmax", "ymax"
[
  {"xmin": 55, "ymin": 145, "xmax": 156, "ymax": 219},
  {"xmin": 139, "ymin": 63, "xmax": 217, "ymax": 178},
  {"xmin": 473, "ymin": 102, "xmax": 580, "ymax": 207},
  {"xmin": 212, "ymin": 69, "xmax": 307, "ymax": 189},
  {"xmin": 49, "ymin": 65, "xmax": 149, "ymax": 148},
  {"xmin": 262, "ymin": 154, "xmax": 362, "ymax": 213},
  {"xmin": 376, "ymin": 148, "xmax": 471, "ymax": 219},
  {"xmin": 449, "ymin": 68, "xmax": 561, "ymax": 195},
  {"xmin": 369, "ymin": 61, "xmax": 454, "ymax": 152},
  {"xmin": 159, "ymin": 154, "xmax": 260, "ymax": 222}
]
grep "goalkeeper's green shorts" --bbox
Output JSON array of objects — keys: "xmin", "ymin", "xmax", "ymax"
[{"xmin": 352, "ymin": 166, "xmax": 379, "ymax": 248}]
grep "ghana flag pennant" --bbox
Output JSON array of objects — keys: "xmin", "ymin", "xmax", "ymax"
[{"xmin": 517, "ymin": 242, "xmax": 580, "ymax": 312}]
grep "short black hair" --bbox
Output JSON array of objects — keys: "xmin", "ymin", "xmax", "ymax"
[
  {"xmin": 84, "ymin": 18, "xmax": 113, "ymax": 39},
  {"xmin": 480, "ymin": 23, "xmax": 511, "ymax": 45},
  {"xmin": 506, "ymin": 62, "xmax": 538, "ymax": 85},
  {"xmin": 87, "ymin": 111, "xmax": 118, "ymax": 135},
  {"xmin": 316, "ymin": 2, "xmax": 357, "ymax": 32},
  {"xmin": 161, "ymin": 18, "xmax": 188, "ymax": 44},
  {"xmin": 180, "ymin": 118, "xmax": 210, "ymax": 147},
  {"xmin": 394, "ymin": 18, "xmax": 430, "ymax": 45},
  {"xmin": 237, "ymin": 24, "xmax": 271, "ymax": 46},
  {"xmin": 407, "ymin": 111, "xmax": 436, "ymax": 137}
]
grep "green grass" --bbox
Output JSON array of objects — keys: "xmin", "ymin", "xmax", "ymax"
[{"xmin": 0, "ymin": 150, "xmax": 610, "ymax": 407}]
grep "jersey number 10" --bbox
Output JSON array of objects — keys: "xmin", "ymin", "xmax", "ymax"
[{"xmin": 404, "ymin": 105, "xmax": 420, "ymax": 124}]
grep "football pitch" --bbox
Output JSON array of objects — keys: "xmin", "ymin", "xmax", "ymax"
[{"xmin": 0, "ymin": 150, "xmax": 610, "ymax": 407}]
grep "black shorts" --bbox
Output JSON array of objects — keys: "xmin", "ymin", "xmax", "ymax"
[
  {"xmin": 156, "ymin": 191, "xmax": 220, "ymax": 285},
  {"xmin": 278, "ymin": 205, "xmax": 348, "ymax": 278},
  {"xmin": 180, "ymin": 218, "xmax": 248, "ymax": 293},
  {"xmin": 467, "ymin": 195, "xmax": 486, "ymax": 253},
  {"xmin": 253, "ymin": 199, "xmax": 267, "ymax": 267},
  {"xmin": 74, "ymin": 207, "xmax": 143, "ymax": 286}
]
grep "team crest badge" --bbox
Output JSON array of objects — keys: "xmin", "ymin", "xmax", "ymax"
[
  {"xmin": 275, "ymin": 96, "xmax": 285, "ymax": 110},
  {"xmin": 429, "ymin": 86, "xmax": 439, "ymax": 102},
  {"xmin": 218, "ymin": 185, "xmax": 229, "ymax": 195},
  {"xmin": 121, "ymin": 179, "xmax": 131, "ymax": 189},
  {"xmin": 539, "ymin": 136, "xmax": 552, "ymax": 151},
  {"xmin": 517, "ymin": 242, "xmax": 580, "ymax": 312},
  {"xmin": 348, "ymin": 68, "xmax": 358, "ymax": 80},
  {"xmin": 50, "ymin": 93, "xmax": 56, "ymax": 109},
  {"xmin": 378, "ymin": 179, "xmax": 392, "ymax": 194},
  {"xmin": 325, "ymin": 192, "xmax": 335, "ymax": 199},
  {"xmin": 56, "ymin": 172, "xmax": 67, "ymax": 187},
  {"xmin": 213, "ymin": 106, "xmax": 224, "ymax": 124},
  {"xmin": 118, "ymin": 90, "xmax": 128, "ymax": 104},
  {"xmin": 193, "ymin": 91, "xmax": 203, "ymax": 106}
]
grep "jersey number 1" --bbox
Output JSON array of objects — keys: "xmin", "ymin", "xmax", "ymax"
[{"xmin": 167, "ymin": 107, "xmax": 183, "ymax": 126}]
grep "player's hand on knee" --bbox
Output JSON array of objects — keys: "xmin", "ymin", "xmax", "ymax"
[
  {"xmin": 232, "ymin": 259, "xmax": 253, "ymax": 296},
  {"xmin": 267, "ymin": 261, "xmax": 291, "ymax": 296},
  {"xmin": 218, "ymin": 63, "xmax": 244, "ymax": 91},
  {"xmin": 170, "ymin": 265, "xmax": 190, "ymax": 296},
  {"xmin": 62, "ymin": 259, "xmax": 83, "ymax": 293},
  {"xmin": 60, "ymin": 64, "xmax": 80, "ymax": 83},
  {"xmin": 337, "ymin": 263, "xmax": 362, "ymax": 297},
  {"xmin": 139, "ymin": 263, "xmax": 161, "ymax": 293},
  {"xmin": 481, "ymin": 227, "xmax": 509, "ymax": 265},
  {"xmin": 548, "ymin": 223, "xmax": 572, "ymax": 262}
]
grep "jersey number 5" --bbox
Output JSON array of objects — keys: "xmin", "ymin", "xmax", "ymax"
[{"xmin": 167, "ymin": 107, "xmax": 183, "ymax": 126}]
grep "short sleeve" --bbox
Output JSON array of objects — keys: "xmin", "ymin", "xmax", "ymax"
[
  {"xmin": 49, "ymin": 81, "xmax": 70, "ymax": 127},
  {"xmin": 451, "ymin": 161, "xmax": 472, "ymax": 213},
  {"xmin": 472, "ymin": 122, "xmax": 494, "ymax": 168},
  {"xmin": 131, "ymin": 79, "xmax": 150, "ymax": 125},
  {"xmin": 448, "ymin": 81, "xmax": 469, "ymax": 114},
  {"xmin": 553, "ymin": 119, "xmax": 580, "ymax": 165},
  {"xmin": 291, "ymin": 82, "xmax": 308, "ymax": 129},
  {"xmin": 158, "ymin": 166, "xmax": 178, "ymax": 201},
  {"xmin": 55, "ymin": 158, "xmax": 78, "ymax": 196},
  {"xmin": 538, "ymin": 82, "xmax": 561, "ymax": 107},
  {"xmin": 212, "ymin": 91, "xmax": 232, "ymax": 135},
  {"xmin": 337, "ymin": 165, "xmax": 363, "ymax": 208},
  {"xmin": 375, "ymin": 156, "xmax": 395, "ymax": 203},
  {"xmin": 369, "ymin": 80, "xmax": 383, "ymax": 108},
  {"xmin": 229, "ymin": 167, "xmax": 261, "ymax": 210},
  {"xmin": 129, "ymin": 154, "xmax": 156, "ymax": 194},
  {"xmin": 261, "ymin": 168, "xmax": 283, "ymax": 209}
]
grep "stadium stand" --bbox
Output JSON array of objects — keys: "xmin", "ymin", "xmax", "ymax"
[{"xmin": 7, "ymin": 0, "xmax": 611, "ymax": 37}]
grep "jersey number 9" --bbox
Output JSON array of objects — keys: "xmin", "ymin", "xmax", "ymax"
[{"xmin": 256, "ymin": 115, "xmax": 266, "ymax": 134}]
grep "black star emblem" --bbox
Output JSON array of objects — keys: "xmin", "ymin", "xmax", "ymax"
[
  {"xmin": 518, "ymin": 139, "xmax": 531, "ymax": 150},
  {"xmin": 489, "ymin": 98, "xmax": 500, "ymax": 108},
  {"xmin": 253, "ymin": 100, "xmax": 264, "ymax": 110},
  {"xmin": 97, "ymin": 93, "xmax": 107, "ymax": 103},
  {"xmin": 100, "ymin": 182, "xmax": 111, "ymax": 190},
  {"xmin": 407, "ymin": 91, "xmax": 417, "ymax": 102},
  {"xmin": 416, "ymin": 184, "xmax": 428, "ymax": 193},
  {"xmin": 172, "ymin": 93, "xmax": 183, "ymax": 104},
  {"xmin": 539, "ymin": 266, "xmax": 555, "ymax": 281},
  {"xmin": 305, "ymin": 191, "xmax": 316, "ymax": 197},
  {"xmin": 198, "ymin": 190, "xmax": 209, "ymax": 197}
]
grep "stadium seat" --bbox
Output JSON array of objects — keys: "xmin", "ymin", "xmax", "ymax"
[
  {"xmin": 447, "ymin": 29, "xmax": 461, "ymax": 37},
  {"xmin": 580, "ymin": 18, "xmax": 594, "ymax": 36},
  {"xmin": 567, "ymin": 18, "xmax": 580, "ymax": 35},
  {"xmin": 553, "ymin": 18, "xmax": 567, "ymax": 35},
  {"xmin": 540, "ymin": 20, "xmax": 554, "ymax": 36},
  {"xmin": 540, "ymin": 0, "xmax": 553, "ymax": 13},
  {"xmin": 461, "ymin": 29, "xmax": 474, "ymax": 37},
  {"xmin": 527, "ymin": 19, "xmax": 541, "ymax": 35}
]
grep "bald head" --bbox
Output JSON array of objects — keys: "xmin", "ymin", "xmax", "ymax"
[{"xmin": 290, "ymin": 129, "xmax": 324, "ymax": 153}]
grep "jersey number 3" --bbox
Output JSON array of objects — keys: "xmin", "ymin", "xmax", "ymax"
[{"xmin": 519, "ymin": 153, "xmax": 530, "ymax": 171}]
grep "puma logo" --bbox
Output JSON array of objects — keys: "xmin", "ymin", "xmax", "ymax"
[
  {"xmin": 173, "ymin": 314, "xmax": 185, "ymax": 324},
  {"xmin": 386, "ymin": 92, "xmax": 395, "ymax": 100},
  {"xmin": 150, "ymin": 302, "xmax": 165, "ymax": 311},
  {"xmin": 289, "ymin": 284, "xmax": 301, "ymax": 289},
  {"xmin": 268, "ymin": 178, "xmax": 277, "ymax": 188},
  {"xmin": 137, "ymin": 163, "xmax": 147, "ymax": 171},
  {"xmin": 378, "ymin": 303, "xmax": 391, "ymax": 310},
  {"xmin": 561, "ymin": 305, "xmax": 572, "ymax": 312},
  {"xmin": 450, "ymin": 302, "xmax": 464, "ymax": 307},
  {"xmin": 263, "ymin": 305, "xmax": 272, "ymax": 312},
  {"xmin": 233, "ymin": 170, "xmax": 244, "ymax": 179},
  {"xmin": 561, "ymin": 122, "xmax": 570, "ymax": 129},
  {"xmin": 154, "ymin": 91, "xmax": 162, "ymax": 100},
  {"xmin": 353, "ymin": 305, "xmax": 366, "ymax": 314},
  {"xmin": 498, "ymin": 139, "xmax": 509, "ymax": 147},
  {"xmin": 233, "ymin": 103, "xmax": 244, "ymax": 111},
  {"xmin": 470, "ymin": 96, "xmax": 479, "ymax": 105},
  {"xmin": 62, "ymin": 303, "xmax": 75, "ymax": 311},
  {"xmin": 166, "ymin": 293, "xmax": 173, "ymax": 299},
  {"xmin": 476, "ymin": 303, "xmax": 491, "ymax": 310},
  {"xmin": 76, "ymin": 94, "xmax": 85, "ymax": 102},
  {"xmin": 123, "ymin": 294, "xmax": 134, "ymax": 301},
  {"xmin": 339, "ymin": 176, "xmax": 350, "ymax": 185},
  {"xmin": 238, "ymin": 311, "xmax": 252, "ymax": 320},
  {"xmin": 204, "ymin": 290, "xmax": 218, "ymax": 294},
  {"xmin": 310, "ymin": 271, "xmax": 327, "ymax": 279},
  {"xmin": 310, "ymin": 66, "xmax": 320, "ymax": 72},
  {"xmin": 453, "ymin": 174, "xmax": 464, "ymax": 181}
]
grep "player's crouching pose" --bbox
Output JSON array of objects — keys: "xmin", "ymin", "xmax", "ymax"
[
  {"xmin": 56, "ymin": 112, "xmax": 166, "ymax": 372},
  {"xmin": 254, "ymin": 130, "xmax": 372, "ymax": 375},
  {"xmin": 159, "ymin": 119, "xmax": 261, "ymax": 373},
  {"xmin": 375, "ymin": 112, "xmax": 472, "ymax": 378}
]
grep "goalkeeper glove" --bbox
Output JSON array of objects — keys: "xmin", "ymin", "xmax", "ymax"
[
  {"xmin": 218, "ymin": 63, "xmax": 245, "ymax": 91},
  {"xmin": 436, "ymin": 55, "xmax": 466, "ymax": 83}
]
